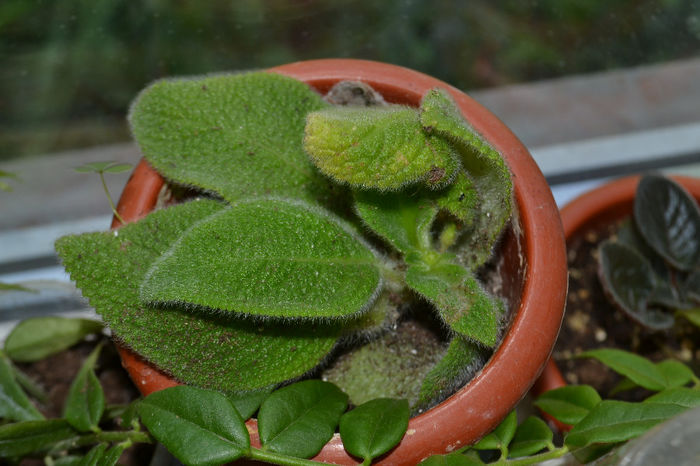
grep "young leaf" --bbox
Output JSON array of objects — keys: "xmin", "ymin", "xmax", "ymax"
[
  {"xmin": 508, "ymin": 416, "xmax": 553, "ymax": 458},
  {"xmin": 74, "ymin": 162, "xmax": 131, "ymax": 174},
  {"xmin": 78, "ymin": 443, "xmax": 108, "ymax": 466},
  {"xmin": 0, "ymin": 419, "xmax": 77, "ymax": 458},
  {"xmin": 420, "ymin": 88, "xmax": 512, "ymax": 268},
  {"xmin": 534, "ymin": 385, "xmax": 602, "ymax": 425},
  {"xmin": 56, "ymin": 200, "xmax": 342, "ymax": 393},
  {"xmin": 4, "ymin": 317, "xmax": 103, "ymax": 362},
  {"xmin": 140, "ymin": 199, "xmax": 381, "ymax": 320},
  {"xmin": 97, "ymin": 443, "xmax": 127, "ymax": 466},
  {"xmin": 634, "ymin": 175, "xmax": 700, "ymax": 271},
  {"xmin": 130, "ymin": 72, "xmax": 334, "ymax": 206},
  {"xmin": 257, "ymin": 380, "xmax": 348, "ymax": 458},
  {"xmin": 405, "ymin": 262, "xmax": 502, "ymax": 347},
  {"xmin": 644, "ymin": 387, "xmax": 700, "ymax": 408},
  {"xmin": 138, "ymin": 386, "xmax": 250, "ymax": 466},
  {"xmin": 565, "ymin": 400, "xmax": 687, "ymax": 448},
  {"xmin": 339, "ymin": 398, "xmax": 409, "ymax": 462},
  {"xmin": 0, "ymin": 351, "xmax": 44, "ymax": 422},
  {"xmin": 473, "ymin": 410, "xmax": 517, "ymax": 451},
  {"xmin": 420, "ymin": 451, "xmax": 485, "ymax": 465},
  {"xmin": 598, "ymin": 241, "xmax": 674, "ymax": 330},
  {"xmin": 63, "ymin": 344, "xmax": 105, "ymax": 433},
  {"xmin": 304, "ymin": 106, "xmax": 459, "ymax": 191},
  {"xmin": 577, "ymin": 349, "xmax": 667, "ymax": 391}
]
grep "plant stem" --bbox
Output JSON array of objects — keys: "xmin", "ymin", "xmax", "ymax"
[
  {"xmin": 99, "ymin": 171, "xmax": 125, "ymax": 225},
  {"xmin": 248, "ymin": 448, "xmax": 335, "ymax": 466},
  {"xmin": 495, "ymin": 446, "xmax": 570, "ymax": 465},
  {"xmin": 52, "ymin": 429, "xmax": 151, "ymax": 453}
]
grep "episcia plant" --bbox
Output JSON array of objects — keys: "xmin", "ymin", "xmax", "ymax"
[
  {"xmin": 597, "ymin": 174, "xmax": 700, "ymax": 330},
  {"xmin": 54, "ymin": 72, "xmax": 513, "ymax": 432}
]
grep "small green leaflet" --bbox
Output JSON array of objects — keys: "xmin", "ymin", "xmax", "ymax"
[
  {"xmin": 257, "ymin": 380, "xmax": 348, "ymax": 459},
  {"xmin": 473, "ymin": 410, "xmax": 517, "ymax": 451},
  {"xmin": 141, "ymin": 199, "xmax": 381, "ymax": 320},
  {"xmin": 0, "ymin": 351, "xmax": 44, "ymax": 422},
  {"xmin": 63, "ymin": 344, "xmax": 105, "ymax": 433},
  {"xmin": 339, "ymin": 398, "xmax": 409, "ymax": 462},
  {"xmin": 508, "ymin": 416, "xmax": 553, "ymax": 458},
  {"xmin": 74, "ymin": 161, "xmax": 132, "ymax": 174},
  {"xmin": 138, "ymin": 386, "xmax": 250, "ymax": 466},
  {"xmin": 4, "ymin": 317, "xmax": 103, "ymax": 362},
  {"xmin": 305, "ymin": 105, "xmax": 459, "ymax": 191},
  {"xmin": 534, "ymin": 385, "xmax": 602, "ymax": 425},
  {"xmin": 577, "ymin": 349, "xmax": 668, "ymax": 391}
]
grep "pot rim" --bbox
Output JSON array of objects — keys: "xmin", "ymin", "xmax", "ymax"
[{"xmin": 114, "ymin": 58, "xmax": 567, "ymax": 465}]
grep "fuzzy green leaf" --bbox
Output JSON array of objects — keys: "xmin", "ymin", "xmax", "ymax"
[
  {"xmin": 578, "ymin": 349, "xmax": 668, "ymax": 391},
  {"xmin": 257, "ymin": 380, "xmax": 348, "ymax": 458},
  {"xmin": 508, "ymin": 416, "xmax": 553, "ymax": 458},
  {"xmin": 634, "ymin": 175, "xmax": 700, "ymax": 271},
  {"xmin": 0, "ymin": 419, "xmax": 77, "ymax": 458},
  {"xmin": 534, "ymin": 385, "xmax": 602, "ymax": 426},
  {"xmin": 420, "ymin": 88, "xmax": 512, "ymax": 268},
  {"xmin": 473, "ymin": 410, "xmax": 517, "ymax": 451},
  {"xmin": 4, "ymin": 317, "xmax": 103, "ymax": 362},
  {"xmin": 141, "ymin": 199, "xmax": 381, "ymax": 320},
  {"xmin": 415, "ymin": 336, "xmax": 484, "ymax": 412},
  {"xmin": 565, "ymin": 400, "xmax": 687, "ymax": 448},
  {"xmin": 406, "ymin": 262, "xmax": 502, "ymax": 347},
  {"xmin": 56, "ymin": 200, "xmax": 343, "ymax": 393},
  {"xmin": 130, "ymin": 72, "xmax": 334, "ymax": 205},
  {"xmin": 598, "ymin": 241, "xmax": 674, "ymax": 330},
  {"xmin": 0, "ymin": 351, "xmax": 44, "ymax": 422},
  {"xmin": 138, "ymin": 386, "xmax": 250, "ymax": 466},
  {"xmin": 339, "ymin": 398, "xmax": 409, "ymax": 462},
  {"xmin": 63, "ymin": 344, "xmax": 105, "ymax": 432},
  {"xmin": 644, "ymin": 387, "xmax": 700, "ymax": 408},
  {"xmin": 304, "ymin": 106, "xmax": 459, "ymax": 191}
]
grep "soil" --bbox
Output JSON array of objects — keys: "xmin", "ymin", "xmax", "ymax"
[
  {"xmin": 16, "ymin": 336, "xmax": 154, "ymax": 465},
  {"xmin": 553, "ymin": 220, "xmax": 700, "ymax": 399}
]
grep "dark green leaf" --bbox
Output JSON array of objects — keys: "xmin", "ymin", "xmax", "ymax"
[
  {"xmin": 339, "ymin": 398, "xmax": 409, "ymax": 462},
  {"xmin": 0, "ymin": 351, "xmax": 44, "ymax": 421},
  {"xmin": 258, "ymin": 380, "xmax": 348, "ymax": 458},
  {"xmin": 78, "ymin": 443, "xmax": 107, "ymax": 466},
  {"xmin": 305, "ymin": 105, "xmax": 459, "ymax": 191},
  {"xmin": 4, "ymin": 317, "xmax": 103, "ymax": 362},
  {"xmin": 508, "ymin": 416, "xmax": 553, "ymax": 458},
  {"xmin": 130, "ymin": 72, "xmax": 333, "ymax": 205},
  {"xmin": 63, "ymin": 344, "xmax": 105, "ymax": 432},
  {"xmin": 598, "ymin": 241, "xmax": 674, "ymax": 330},
  {"xmin": 0, "ymin": 419, "xmax": 77, "ymax": 457},
  {"xmin": 578, "ymin": 349, "xmax": 667, "ymax": 391},
  {"xmin": 565, "ymin": 400, "xmax": 687, "ymax": 448},
  {"xmin": 534, "ymin": 385, "xmax": 601, "ymax": 425},
  {"xmin": 56, "ymin": 200, "xmax": 342, "ymax": 393},
  {"xmin": 137, "ymin": 386, "xmax": 250, "ymax": 466},
  {"xmin": 570, "ymin": 443, "xmax": 618, "ymax": 464},
  {"xmin": 644, "ymin": 387, "xmax": 700, "ymax": 408},
  {"xmin": 634, "ymin": 175, "xmax": 700, "ymax": 271},
  {"xmin": 97, "ymin": 444, "xmax": 127, "ymax": 466},
  {"xmin": 610, "ymin": 377, "xmax": 638, "ymax": 396},
  {"xmin": 420, "ymin": 451, "xmax": 485, "ymax": 465},
  {"xmin": 227, "ymin": 390, "xmax": 271, "ymax": 420},
  {"xmin": 140, "ymin": 199, "xmax": 381, "ymax": 320},
  {"xmin": 473, "ymin": 410, "xmax": 517, "ymax": 451},
  {"xmin": 54, "ymin": 456, "xmax": 83, "ymax": 466}
]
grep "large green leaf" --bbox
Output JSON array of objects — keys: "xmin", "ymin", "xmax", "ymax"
[
  {"xmin": 339, "ymin": 398, "xmax": 409, "ymax": 462},
  {"xmin": 138, "ymin": 386, "xmax": 250, "ymax": 466},
  {"xmin": 304, "ymin": 106, "xmax": 459, "ymax": 191},
  {"xmin": 634, "ymin": 175, "xmax": 700, "ymax": 271},
  {"xmin": 140, "ymin": 199, "xmax": 381, "ymax": 320},
  {"xmin": 257, "ymin": 380, "xmax": 348, "ymax": 458},
  {"xmin": 534, "ymin": 385, "xmax": 601, "ymax": 425},
  {"xmin": 0, "ymin": 419, "xmax": 77, "ymax": 458},
  {"xmin": 644, "ymin": 387, "xmax": 700, "ymax": 408},
  {"xmin": 577, "ymin": 349, "xmax": 668, "ymax": 391},
  {"xmin": 63, "ymin": 344, "xmax": 105, "ymax": 433},
  {"xmin": 405, "ymin": 262, "xmax": 502, "ymax": 347},
  {"xmin": 4, "ymin": 317, "xmax": 103, "ymax": 362},
  {"xmin": 0, "ymin": 351, "xmax": 44, "ymax": 422},
  {"xmin": 129, "ymin": 72, "xmax": 334, "ymax": 205},
  {"xmin": 420, "ymin": 89, "xmax": 512, "ymax": 268},
  {"xmin": 565, "ymin": 400, "xmax": 687, "ymax": 448},
  {"xmin": 56, "ymin": 200, "xmax": 343, "ymax": 393}
]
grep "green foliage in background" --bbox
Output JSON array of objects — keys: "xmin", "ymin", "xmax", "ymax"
[{"xmin": 2, "ymin": 0, "xmax": 700, "ymax": 159}]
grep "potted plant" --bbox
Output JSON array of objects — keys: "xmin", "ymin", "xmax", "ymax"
[
  {"xmin": 55, "ymin": 59, "xmax": 567, "ymax": 465},
  {"xmin": 537, "ymin": 174, "xmax": 700, "ymax": 401}
]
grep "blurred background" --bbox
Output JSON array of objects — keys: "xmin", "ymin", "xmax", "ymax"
[{"xmin": 2, "ymin": 0, "xmax": 700, "ymax": 161}]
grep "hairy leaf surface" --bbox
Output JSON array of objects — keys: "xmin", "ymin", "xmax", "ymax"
[
  {"xmin": 129, "ymin": 72, "xmax": 334, "ymax": 205},
  {"xmin": 141, "ymin": 199, "xmax": 381, "ymax": 319},
  {"xmin": 56, "ymin": 200, "xmax": 342, "ymax": 393}
]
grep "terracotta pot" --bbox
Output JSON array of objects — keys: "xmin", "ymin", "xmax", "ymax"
[
  {"xmin": 534, "ymin": 175, "xmax": 700, "ymax": 423},
  {"xmin": 113, "ymin": 59, "xmax": 567, "ymax": 465}
]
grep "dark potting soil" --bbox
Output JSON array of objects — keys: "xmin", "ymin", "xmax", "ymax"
[
  {"xmin": 553, "ymin": 220, "xmax": 700, "ymax": 400},
  {"xmin": 16, "ymin": 336, "xmax": 154, "ymax": 465}
]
